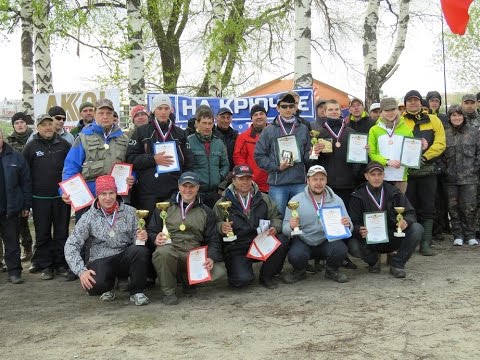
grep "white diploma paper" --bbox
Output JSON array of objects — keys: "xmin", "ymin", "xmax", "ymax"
[
  {"xmin": 110, "ymin": 163, "xmax": 132, "ymax": 196},
  {"xmin": 364, "ymin": 212, "xmax": 389, "ymax": 244},
  {"xmin": 400, "ymin": 137, "xmax": 423, "ymax": 169},
  {"xmin": 347, "ymin": 134, "xmax": 368, "ymax": 163},
  {"xmin": 277, "ymin": 135, "xmax": 300, "ymax": 163},
  {"xmin": 187, "ymin": 246, "xmax": 211, "ymax": 285},
  {"xmin": 247, "ymin": 231, "xmax": 281, "ymax": 261},
  {"xmin": 320, "ymin": 206, "xmax": 351, "ymax": 241},
  {"xmin": 154, "ymin": 141, "xmax": 180, "ymax": 174},
  {"xmin": 378, "ymin": 133, "xmax": 405, "ymax": 181},
  {"xmin": 59, "ymin": 174, "xmax": 94, "ymax": 211}
]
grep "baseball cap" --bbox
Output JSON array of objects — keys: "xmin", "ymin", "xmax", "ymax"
[
  {"xmin": 349, "ymin": 98, "xmax": 364, "ymax": 107},
  {"xmin": 307, "ymin": 165, "xmax": 327, "ymax": 177},
  {"xmin": 178, "ymin": 172, "xmax": 200, "ymax": 186},
  {"xmin": 365, "ymin": 161, "xmax": 384, "ymax": 173},
  {"xmin": 35, "ymin": 114, "xmax": 53, "ymax": 126},
  {"xmin": 277, "ymin": 93, "xmax": 296, "ymax": 104},
  {"xmin": 462, "ymin": 94, "xmax": 476, "ymax": 102},
  {"xmin": 232, "ymin": 165, "xmax": 253, "ymax": 177},
  {"xmin": 369, "ymin": 103, "xmax": 380, "ymax": 112},
  {"xmin": 95, "ymin": 98, "xmax": 114, "ymax": 110},
  {"xmin": 217, "ymin": 107, "xmax": 233, "ymax": 116}
]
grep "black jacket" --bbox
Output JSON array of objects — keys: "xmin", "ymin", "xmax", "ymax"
[
  {"xmin": 214, "ymin": 126, "xmax": 238, "ymax": 171},
  {"xmin": 347, "ymin": 115, "xmax": 376, "ymax": 134},
  {"xmin": 0, "ymin": 142, "xmax": 32, "ymax": 216},
  {"xmin": 126, "ymin": 117, "xmax": 194, "ymax": 201},
  {"xmin": 23, "ymin": 134, "xmax": 71, "ymax": 197},
  {"xmin": 349, "ymin": 182, "xmax": 417, "ymax": 239}
]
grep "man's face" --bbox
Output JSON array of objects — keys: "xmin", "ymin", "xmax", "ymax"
[
  {"xmin": 317, "ymin": 104, "xmax": 326, "ymax": 118},
  {"xmin": 450, "ymin": 112, "xmax": 464, "ymax": 126},
  {"xmin": 405, "ymin": 97, "xmax": 421, "ymax": 114},
  {"xmin": 307, "ymin": 173, "xmax": 327, "ymax": 195},
  {"xmin": 81, "ymin": 106, "xmax": 95, "ymax": 124},
  {"xmin": 398, "ymin": 105, "xmax": 406, "ymax": 113},
  {"xmin": 98, "ymin": 190, "xmax": 117, "ymax": 209},
  {"xmin": 232, "ymin": 176, "xmax": 253, "ymax": 195},
  {"xmin": 37, "ymin": 120, "xmax": 55, "ymax": 139},
  {"xmin": 370, "ymin": 109, "xmax": 381, "ymax": 121},
  {"xmin": 52, "ymin": 114, "xmax": 65, "ymax": 132},
  {"xmin": 349, "ymin": 101, "xmax": 364, "ymax": 118},
  {"xmin": 95, "ymin": 107, "xmax": 115, "ymax": 129},
  {"xmin": 13, "ymin": 119, "xmax": 27, "ymax": 134},
  {"xmin": 154, "ymin": 105, "xmax": 170, "ymax": 123},
  {"xmin": 325, "ymin": 103, "xmax": 341, "ymax": 119},
  {"xmin": 216, "ymin": 113, "xmax": 232, "ymax": 130},
  {"xmin": 462, "ymin": 100, "xmax": 476, "ymax": 114},
  {"xmin": 251, "ymin": 111, "xmax": 267, "ymax": 128},
  {"xmin": 179, "ymin": 182, "xmax": 199, "ymax": 203},
  {"xmin": 277, "ymin": 102, "xmax": 295, "ymax": 118},
  {"xmin": 381, "ymin": 108, "xmax": 399, "ymax": 122},
  {"xmin": 429, "ymin": 98, "xmax": 440, "ymax": 111},
  {"xmin": 133, "ymin": 112, "xmax": 149, "ymax": 127},
  {"xmin": 364, "ymin": 169, "xmax": 384, "ymax": 188},
  {"xmin": 196, "ymin": 117, "xmax": 214, "ymax": 136}
]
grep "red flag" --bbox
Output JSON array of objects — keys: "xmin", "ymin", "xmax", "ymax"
[{"xmin": 441, "ymin": 0, "xmax": 474, "ymax": 35}]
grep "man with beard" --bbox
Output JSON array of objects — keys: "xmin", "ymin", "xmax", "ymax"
[{"xmin": 461, "ymin": 94, "xmax": 480, "ymax": 129}]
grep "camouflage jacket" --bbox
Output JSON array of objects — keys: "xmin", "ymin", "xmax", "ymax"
[
  {"xmin": 442, "ymin": 123, "xmax": 480, "ymax": 185},
  {"xmin": 465, "ymin": 111, "xmax": 480, "ymax": 129},
  {"xmin": 6, "ymin": 128, "xmax": 33, "ymax": 153}
]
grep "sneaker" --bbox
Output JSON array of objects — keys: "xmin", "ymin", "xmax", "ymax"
[
  {"xmin": 368, "ymin": 259, "xmax": 381, "ymax": 274},
  {"xmin": 9, "ymin": 275, "xmax": 24, "ymax": 284},
  {"xmin": 306, "ymin": 259, "xmax": 324, "ymax": 274},
  {"xmin": 453, "ymin": 238, "xmax": 463, "ymax": 246},
  {"xmin": 282, "ymin": 269, "xmax": 307, "ymax": 284},
  {"xmin": 259, "ymin": 277, "xmax": 279, "ymax": 289},
  {"xmin": 467, "ymin": 239, "xmax": 478, "ymax": 246},
  {"xmin": 306, "ymin": 262, "xmax": 317, "ymax": 274},
  {"xmin": 55, "ymin": 266, "xmax": 69, "ymax": 277},
  {"xmin": 390, "ymin": 266, "xmax": 406, "ymax": 278},
  {"xmin": 325, "ymin": 267, "xmax": 349, "ymax": 283},
  {"xmin": 130, "ymin": 293, "xmax": 149, "ymax": 306},
  {"xmin": 40, "ymin": 268, "xmax": 54, "ymax": 280},
  {"xmin": 162, "ymin": 294, "xmax": 179, "ymax": 305},
  {"xmin": 100, "ymin": 290, "xmax": 116, "ymax": 302},
  {"xmin": 28, "ymin": 263, "xmax": 41, "ymax": 274},
  {"xmin": 20, "ymin": 249, "xmax": 32, "ymax": 262},
  {"xmin": 341, "ymin": 257, "xmax": 357, "ymax": 270}
]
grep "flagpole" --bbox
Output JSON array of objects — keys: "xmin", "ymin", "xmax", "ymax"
[{"xmin": 441, "ymin": 11, "xmax": 448, "ymax": 113}]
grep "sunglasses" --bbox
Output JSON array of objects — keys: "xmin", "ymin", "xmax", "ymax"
[
  {"xmin": 54, "ymin": 116, "xmax": 66, "ymax": 121},
  {"xmin": 279, "ymin": 104, "xmax": 295, "ymax": 109}
]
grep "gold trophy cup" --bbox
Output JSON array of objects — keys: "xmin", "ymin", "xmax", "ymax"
[
  {"xmin": 309, "ymin": 130, "xmax": 320, "ymax": 159},
  {"xmin": 219, "ymin": 201, "xmax": 237, "ymax": 242},
  {"xmin": 156, "ymin": 202, "xmax": 172, "ymax": 244},
  {"xmin": 288, "ymin": 201, "xmax": 303, "ymax": 236},
  {"xmin": 394, "ymin": 207, "xmax": 406, "ymax": 237},
  {"xmin": 135, "ymin": 210, "xmax": 149, "ymax": 245}
]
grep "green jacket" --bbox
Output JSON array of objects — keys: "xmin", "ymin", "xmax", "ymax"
[{"xmin": 187, "ymin": 133, "xmax": 229, "ymax": 193}]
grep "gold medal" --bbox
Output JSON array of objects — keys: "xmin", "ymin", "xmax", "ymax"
[
  {"xmin": 104, "ymin": 144, "xmax": 109, "ymax": 150},
  {"xmin": 179, "ymin": 223, "xmax": 186, "ymax": 231},
  {"xmin": 335, "ymin": 141, "xmax": 341, "ymax": 148}
]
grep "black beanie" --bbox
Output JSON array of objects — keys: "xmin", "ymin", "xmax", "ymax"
[
  {"xmin": 250, "ymin": 104, "xmax": 267, "ymax": 118},
  {"xmin": 426, "ymin": 91, "xmax": 442, "ymax": 106},
  {"xmin": 404, "ymin": 90, "xmax": 422, "ymax": 105},
  {"xmin": 11, "ymin": 112, "xmax": 26, "ymax": 125},
  {"xmin": 476, "ymin": 92, "xmax": 480, "ymax": 101},
  {"xmin": 48, "ymin": 106, "xmax": 66, "ymax": 117}
]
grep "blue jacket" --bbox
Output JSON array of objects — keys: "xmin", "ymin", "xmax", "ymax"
[{"xmin": 0, "ymin": 142, "xmax": 32, "ymax": 216}]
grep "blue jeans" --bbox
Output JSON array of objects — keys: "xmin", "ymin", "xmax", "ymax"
[
  {"xmin": 269, "ymin": 183, "xmax": 305, "ymax": 218},
  {"xmin": 288, "ymin": 237, "xmax": 348, "ymax": 271}
]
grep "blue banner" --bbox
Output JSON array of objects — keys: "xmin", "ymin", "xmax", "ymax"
[{"xmin": 147, "ymin": 88, "xmax": 315, "ymax": 132}]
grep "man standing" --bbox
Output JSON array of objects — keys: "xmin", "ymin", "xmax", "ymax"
[
  {"xmin": 214, "ymin": 106, "xmax": 238, "ymax": 172},
  {"xmin": 187, "ymin": 108, "xmax": 229, "ymax": 208},
  {"xmin": 349, "ymin": 162, "xmax": 423, "ymax": 278},
  {"xmin": 461, "ymin": 94, "xmax": 480, "ymax": 129},
  {"xmin": 47, "ymin": 106, "xmax": 75, "ymax": 145},
  {"xmin": 124, "ymin": 105, "xmax": 149, "ymax": 138},
  {"xmin": 148, "ymin": 172, "xmax": 225, "ymax": 305},
  {"xmin": 6, "ymin": 112, "xmax": 34, "ymax": 262},
  {"xmin": 254, "ymin": 93, "xmax": 311, "ymax": 217},
  {"xmin": 426, "ymin": 91, "xmax": 448, "ymax": 126},
  {"xmin": 70, "ymin": 101, "xmax": 95, "ymax": 137},
  {"xmin": 0, "ymin": 129, "xmax": 32, "ymax": 284},
  {"xmin": 369, "ymin": 103, "xmax": 381, "ymax": 122},
  {"xmin": 347, "ymin": 98, "xmax": 375, "ymax": 133},
  {"xmin": 402, "ymin": 90, "xmax": 446, "ymax": 256},
  {"xmin": 126, "ymin": 94, "xmax": 193, "ymax": 216},
  {"xmin": 282, "ymin": 165, "xmax": 351, "ymax": 284},
  {"xmin": 23, "ymin": 114, "xmax": 72, "ymax": 280},
  {"xmin": 64, "ymin": 175, "xmax": 150, "ymax": 305},
  {"xmin": 312, "ymin": 99, "xmax": 327, "ymax": 129},
  {"xmin": 232, "ymin": 104, "xmax": 269, "ymax": 192},
  {"xmin": 214, "ymin": 165, "xmax": 288, "ymax": 289}
]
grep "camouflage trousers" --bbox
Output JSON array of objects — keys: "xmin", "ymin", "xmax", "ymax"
[{"xmin": 446, "ymin": 184, "xmax": 477, "ymax": 240}]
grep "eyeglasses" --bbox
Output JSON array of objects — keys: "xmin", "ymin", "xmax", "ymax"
[
  {"xmin": 54, "ymin": 116, "xmax": 66, "ymax": 121},
  {"xmin": 279, "ymin": 104, "xmax": 295, "ymax": 109}
]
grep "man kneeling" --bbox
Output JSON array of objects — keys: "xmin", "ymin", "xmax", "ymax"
[
  {"xmin": 349, "ymin": 161, "xmax": 423, "ymax": 278},
  {"xmin": 65, "ymin": 175, "xmax": 150, "ymax": 305}
]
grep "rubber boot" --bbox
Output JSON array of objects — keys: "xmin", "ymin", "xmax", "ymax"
[{"xmin": 420, "ymin": 219, "xmax": 435, "ymax": 256}]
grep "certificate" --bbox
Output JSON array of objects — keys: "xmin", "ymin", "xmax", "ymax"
[
  {"xmin": 346, "ymin": 133, "xmax": 368, "ymax": 163},
  {"xmin": 364, "ymin": 212, "xmax": 389, "ymax": 244},
  {"xmin": 400, "ymin": 137, "xmax": 423, "ymax": 169},
  {"xmin": 59, "ymin": 174, "xmax": 94, "ymax": 211},
  {"xmin": 277, "ymin": 135, "xmax": 300, "ymax": 163},
  {"xmin": 319, "ymin": 206, "xmax": 352, "ymax": 241},
  {"xmin": 378, "ymin": 133, "xmax": 405, "ymax": 181},
  {"xmin": 247, "ymin": 231, "xmax": 281, "ymax": 261},
  {"xmin": 153, "ymin": 141, "xmax": 180, "ymax": 174},
  {"xmin": 318, "ymin": 138, "xmax": 333, "ymax": 153},
  {"xmin": 187, "ymin": 246, "xmax": 211, "ymax": 285},
  {"xmin": 109, "ymin": 163, "xmax": 132, "ymax": 196}
]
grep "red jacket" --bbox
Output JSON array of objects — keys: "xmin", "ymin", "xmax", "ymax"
[{"xmin": 232, "ymin": 126, "xmax": 269, "ymax": 192}]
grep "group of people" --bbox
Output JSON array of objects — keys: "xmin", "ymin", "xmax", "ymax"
[{"xmin": 1, "ymin": 88, "xmax": 478, "ymax": 307}]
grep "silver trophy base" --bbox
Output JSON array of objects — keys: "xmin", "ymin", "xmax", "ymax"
[
  {"xmin": 223, "ymin": 235, "xmax": 237, "ymax": 242},
  {"xmin": 394, "ymin": 232, "xmax": 405, "ymax": 238},
  {"xmin": 291, "ymin": 230, "xmax": 303, "ymax": 236}
]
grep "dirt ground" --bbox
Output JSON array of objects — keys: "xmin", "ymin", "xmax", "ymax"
[{"xmin": 1, "ymin": 237, "xmax": 479, "ymax": 360}]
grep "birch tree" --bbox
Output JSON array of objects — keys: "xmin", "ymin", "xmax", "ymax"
[
  {"xmin": 34, "ymin": 0, "xmax": 53, "ymax": 93},
  {"xmin": 20, "ymin": 0, "xmax": 34, "ymax": 111},
  {"xmin": 293, "ymin": 0, "xmax": 312, "ymax": 89},
  {"xmin": 363, "ymin": 0, "xmax": 411, "ymax": 106},
  {"xmin": 127, "ymin": 0, "xmax": 145, "ymax": 106},
  {"xmin": 206, "ymin": 0, "xmax": 225, "ymax": 96}
]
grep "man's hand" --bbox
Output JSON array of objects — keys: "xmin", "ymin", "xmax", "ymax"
[
  {"xmin": 397, "ymin": 219, "xmax": 408, "ymax": 231},
  {"xmin": 154, "ymin": 151, "xmax": 174, "ymax": 166},
  {"xmin": 387, "ymin": 160, "xmax": 401, "ymax": 168},
  {"xmin": 289, "ymin": 216, "xmax": 300, "ymax": 230},
  {"xmin": 79, "ymin": 269, "xmax": 96, "ymax": 290},
  {"xmin": 62, "ymin": 192, "xmax": 72, "ymax": 205},
  {"xmin": 221, "ymin": 221, "xmax": 233, "ymax": 235},
  {"xmin": 340, "ymin": 216, "xmax": 350, "ymax": 227},
  {"xmin": 279, "ymin": 160, "xmax": 291, "ymax": 172},
  {"xmin": 268, "ymin": 227, "xmax": 277, "ymax": 236},
  {"xmin": 359, "ymin": 226, "xmax": 368, "ymax": 239},
  {"xmin": 136, "ymin": 229, "xmax": 147, "ymax": 243},
  {"xmin": 203, "ymin": 258, "xmax": 214, "ymax": 271},
  {"xmin": 364, "ymin": 144, "xmax": 370, "ymax": 152},
  {"xmin": 421, "ymin": 138, "xmax": 428, "ymax": 150},
  {"xmin": 154, "ymin": 232, "xmax": 168, "ymax": 246},
  {"xmin": 126, "ymin": 176, "xmax": 135, "ymax": 187},
  {"xmin": 313, "ymin": 143, "xmax": 325, "ymax": 155}
]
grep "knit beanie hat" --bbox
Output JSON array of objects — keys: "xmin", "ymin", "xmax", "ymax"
[
  {"xmin": 250, "ymin": 104, "xmax": 267, "ymax": 118},
  {"xmin": 11, "ymin": 112, "xmax": 26, "ymax": 125}
]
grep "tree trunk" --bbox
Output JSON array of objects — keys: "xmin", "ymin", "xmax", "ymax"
[
  {"xmin": 127, "ymin": 0, "xmax": 145, "ymax": 106},
  {"xmin": 293, "ymin": 0, "xmax": 313, "ymax": 89},
  {"xmin": 34, "ymin": 0, "xmax": 54, "ymax": 94},
  {"xmin": 20, "ymin": 0, "xmax": 34, "ymax": 112},
  {"xmin": 207, "ymin": 0, "xmax": 225, "ymax": 96}
]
